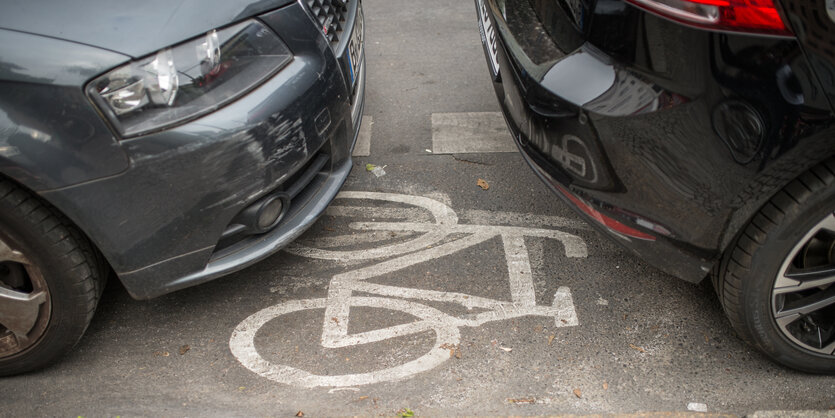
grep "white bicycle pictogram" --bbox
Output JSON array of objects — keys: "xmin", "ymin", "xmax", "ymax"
[{"xmin": 230, "ymin": 191, "xmax": 586, "ymax": 388}]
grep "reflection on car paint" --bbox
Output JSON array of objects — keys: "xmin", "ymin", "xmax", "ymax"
[
  {"xmin": 527, "ymin": 130, "xmax": 598, "ymax": 183},
  {"xmin": 584, "ymin": 69, "xmax": 661, "ymax": 116}
]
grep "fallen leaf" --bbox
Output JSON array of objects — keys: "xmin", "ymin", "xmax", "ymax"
[
  {"xmin": 629, "ymin": 344, "xmax": 646, "ymax": 353},
  {"xmin": 331, "ymin": 317, "xmax": 340, "ymax": 325},
  {"xmin": 153, "ymin": 351, "xmax": 170, "ymax": 357},
  {"xmin": 396, "ymin": 408, "xmax": 414, "ymax": 417},
  {"xmin": 603, "ymin": 382, "xmax": 609, "ymax": 390},
  {"xmin": 296, "ymin": 411, "xmax": 304, "ymax": 417},
  {"xmin": 323, "ymin": 226, "xmax": 335, "ymax": 232},
  {"xmin": 573, "ymin": 388, "xmax": 582, "ymax": 398},
  {"xmin": 365, "ymin": 164, "xmax": 377, "ymax": 171},
  {"xmin": 560, "ymin": 319, "xmax": 568, "ymax": 324},
  {"xmin": 358, "ymin": 396, "xmax": 369, "ymax": 401},
  {"xmin": 547, "ymin": 335, "xmax": 555, "ymax": 345},
  {"xmin": 440, "ymin": 343, "xmax": 461, "ymax": 358},
  {"xmin": 178, "ymin": 345, "xmax": 190, "ymax": 355},
  {"xmin": 477, "ymin": 179, "xmax": 489, "ymax": 190},
  {"xmin": 703, "ymin": 333, "xmax": 710, "ymax": 343},
  {"xmin": 507, "ymin": 398, "xmax": 535, "ymax": 404}
]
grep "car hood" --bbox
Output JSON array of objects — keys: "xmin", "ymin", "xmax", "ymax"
[{"xmin": 0, "ymin": 0, "xmax": 296, "ymax": 58}]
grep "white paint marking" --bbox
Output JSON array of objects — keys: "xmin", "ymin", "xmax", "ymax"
[
  {"xmin": 231, "ymin": 297, "xmax": 461, "ymax": 388},
  {"xmin": 328, "ymin": 387, "xmax": 360, "ymax": 393},
  {"xmin": 431, "ymin": 112, "xmax": 516, "ymax": 154},
  {"xmin": 300, "ymin": 231, "xmax": 417, "ymax": 250},
  {"xmin": 325, "ymin": 206, "xmax": 590, "ymax": 230},
  {"xmin": 325, "ymin": 206, "xmax": 432, "ymax": 222},
  {"xmin": 687, "ymin": 403, "xmax": 708, "ymax": 412},
  {"xmin": 461, "ymin": 210, "xmax": 590, "ymax": 230},
  {"xmin": 553, "ymin": 287, "xmax": 580, "ymax": 327},
  {"xmin": 232, "ymin": 192, "xmax": 584, "ymax": 388},
  {"xmin": 341, "ymin": 222, "xmax": 587, "ymax": 258},
  {"xmin": 503, "ymin": 234, "xmax": 536, "ymax": 306},
  {"xmin": 351, "ymin": 116, "xmax": 372, "ymax": 157}
]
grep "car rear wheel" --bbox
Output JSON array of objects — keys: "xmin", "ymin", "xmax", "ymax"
[
  {"xmin": 717, "ymin": 159, "xmax": 835, "ymax": 373},
  {"xmin": 0, "ymin": 179, "xmax": 104, "ymax": 376}
]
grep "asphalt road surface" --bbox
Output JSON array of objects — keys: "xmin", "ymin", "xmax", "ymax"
[{"xmin": 3, "ymin": 0, "xmax": 835, "ymax": 416}]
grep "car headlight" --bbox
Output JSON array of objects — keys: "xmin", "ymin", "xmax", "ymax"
[{"xmin": 87, "ymin": 19, "xmax": 293, "ymax": 137}]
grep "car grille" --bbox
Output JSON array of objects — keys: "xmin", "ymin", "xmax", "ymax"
[{"xmin": 306, "ymin": 0, "xmax": 349, "ymax": 46}]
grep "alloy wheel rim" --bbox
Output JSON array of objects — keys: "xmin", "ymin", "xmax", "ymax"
[
  {"xmin": 0, "ymin": 234, "xmax": 50, "ymax": 358},
  {"xmin": 771, "ymin": 212, "xmax": 835, "ymax": 356}
]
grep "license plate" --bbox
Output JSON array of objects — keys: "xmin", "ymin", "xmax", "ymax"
[
  {"xmin": 347, "ymin": 3, "xmax": 365, "ymax": 86},
  {"xmin": 477, "ymin": 0, "xmax": 500, "ymax": 81}
]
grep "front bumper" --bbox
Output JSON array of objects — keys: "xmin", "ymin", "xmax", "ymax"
[{"xmin": 42, "ymin": 1, "xmax": 366, "ymax": 299}]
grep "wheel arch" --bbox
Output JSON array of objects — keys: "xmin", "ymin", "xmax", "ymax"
[
  {"xmin": 716, "ymin": 142, "xmax": 835, "ymax": 262},
  {"xmin": 0, "ymin": 170, "xmax": 113, "ymax": 286}
]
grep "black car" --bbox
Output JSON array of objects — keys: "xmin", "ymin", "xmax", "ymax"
[
  {"xmin": 0, "ymin": 0, "xmax": 365, "ymax": 375},
  {"xmin": 476, "ymin": 0, "xmax": 834, "ymax": 372}
]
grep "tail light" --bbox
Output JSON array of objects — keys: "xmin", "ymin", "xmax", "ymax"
[{"xmin": 624, "ymin": 0, "xmax": 791, "ymax": 35}]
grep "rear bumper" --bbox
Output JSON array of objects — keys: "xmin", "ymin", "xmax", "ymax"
[
  {"xmin": 488, "ymin": 35, "xmax": 714, "ymax": 281},
  {"xmin": 41, "ymin": 1, "xmax": 366, "ymax": 299},
  {"xmin": 476, "ymin": 0, "xmax": 833, "ymax": 281}
]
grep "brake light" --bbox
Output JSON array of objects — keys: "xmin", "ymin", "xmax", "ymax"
[{"xmin": 625, "ymin": 0, "xmax": 791, "ymax": 35}]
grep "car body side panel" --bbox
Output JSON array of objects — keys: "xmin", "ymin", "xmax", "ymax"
[
  {"xmin": 479, "ymin": 0, "xmax": 835, "ymax": 281},
  {"xmin": 0, "ymin": 29, "xmax": 130, "ymax": 191},
  {"xmin": 778, "ymin": 0, "xmax": 835, "ymax": 110}
]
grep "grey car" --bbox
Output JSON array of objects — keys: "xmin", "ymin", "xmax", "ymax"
[{"xmin": 0, "ymin": 0, "xmax": 365, "ymax": 375}]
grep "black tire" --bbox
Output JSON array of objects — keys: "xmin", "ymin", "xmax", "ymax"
[
  {"xmin": 0, "ymin": 179, "xmax": 104, "ymax": 376},
  {"xmin": 716, "ymin": 158, "xmax": 835, "ymax": 373}
]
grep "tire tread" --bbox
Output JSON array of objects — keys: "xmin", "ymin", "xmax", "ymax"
[
  {"xmin": 0, "ymin": 179, "xmax": 104, "ymax": 376},
  {"xmin": 715, "ymin": 158, "xmax": 835, "ymax": 373}
]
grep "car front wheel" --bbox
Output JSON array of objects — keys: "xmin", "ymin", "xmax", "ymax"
[{"xmin": 0, "ymin": 180, "xmax": 104, "ymax": 376}]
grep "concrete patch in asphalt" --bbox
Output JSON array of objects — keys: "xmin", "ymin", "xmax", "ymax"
[
  {"xmin": 431, "ymin": 112, "xmax": 516, "ymax": 154},
  {"xmin": 352, "ymin": 116, "xmax": 373, "ymax": 157}
]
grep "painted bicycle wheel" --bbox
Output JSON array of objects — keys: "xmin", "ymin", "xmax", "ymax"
[{"xmin": 230, "ymin": 296, "xmax": 461, "ymax": 388}]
